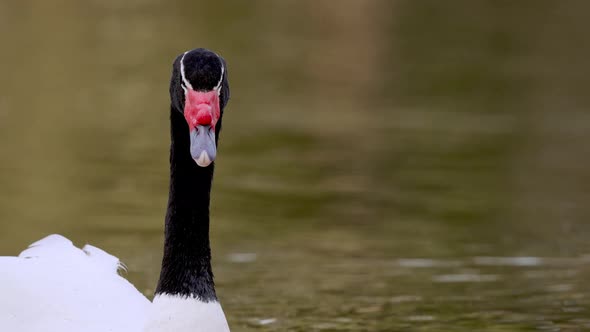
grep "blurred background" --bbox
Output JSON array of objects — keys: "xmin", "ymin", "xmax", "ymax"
[{"xmin": 1, "ymin": 0, "xmax": 590, "ymax": 331}]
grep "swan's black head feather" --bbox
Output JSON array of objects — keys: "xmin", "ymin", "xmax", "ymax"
[{"xmin": 170, "ymin": 48, "xmax": 230, "ymax": 115}]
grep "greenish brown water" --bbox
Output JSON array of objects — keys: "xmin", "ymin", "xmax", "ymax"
[{"xmin": 1, "ymin": 1, "xmax": 590, "ymax": 331}]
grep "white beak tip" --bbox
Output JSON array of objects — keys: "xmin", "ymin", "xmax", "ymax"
[{"xmin": 195, "ymin": 151, "xmax": 212, "ymax": 167}]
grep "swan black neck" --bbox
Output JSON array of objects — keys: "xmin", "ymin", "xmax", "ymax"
[
  {"xmin": 155, "ymin": 107, "xmax": 217, "ymax": 301},
  {"xmin": 154, "ymin": 48, "xmax": 230, "ymax": 301}
]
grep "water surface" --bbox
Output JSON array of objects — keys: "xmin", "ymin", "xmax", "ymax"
[{"xmin": 1, "ymin": 1, "xmax": 590, "ymax": 331}]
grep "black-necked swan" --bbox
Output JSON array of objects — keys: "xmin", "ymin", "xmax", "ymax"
[{"xmin": 0, "ymin": 48, "xmax": 231, "ymax": 332}]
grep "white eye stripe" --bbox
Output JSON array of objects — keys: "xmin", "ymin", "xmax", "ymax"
[
  {"xmin": 214, "ymin": 60, "xmax": 224, "ymax": 94},
  {"xmin": 180, "ymin": 51, "xmax": 193, "ymax": 92}
]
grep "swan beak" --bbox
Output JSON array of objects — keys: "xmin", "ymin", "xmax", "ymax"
[{"xmin": 190, "ymin": 125, "xmax": 216, "ymax": 167}]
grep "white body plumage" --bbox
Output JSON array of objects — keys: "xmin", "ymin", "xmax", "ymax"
[{"xmin": 0, "ymin": 235, "xmax": 229, "ymax": 332}]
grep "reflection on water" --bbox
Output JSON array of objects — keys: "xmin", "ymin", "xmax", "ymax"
[{"xmin": 1, "ymin": 0, "xmax": 590, "ymax": 331}]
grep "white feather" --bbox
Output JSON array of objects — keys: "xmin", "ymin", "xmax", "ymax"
[
  {"xmin": 0, "ymin": 234, "xmax": 149, "ymax": 332},
  {"xmin": 145, "ymin": 294, "xmax": 230, "ymax": 332},
  {"xmin": 0, "ymin": 234, "xmax": 231, "ymax": 332},
  {"xmin": 180, "ymin": 51, "xmax": 192, "ymax": 93},
  {"xmin": 214, "ymin": 61, "xmax": 224, "ymax": 93}
]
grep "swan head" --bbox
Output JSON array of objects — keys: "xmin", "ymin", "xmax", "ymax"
[{"xmin": 171, "ymin": 48, "xmax": 230, "ymax": 167}]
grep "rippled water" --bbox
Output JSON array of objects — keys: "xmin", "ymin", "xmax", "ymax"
[{"xmin": 1, "ymin": 1, "xmax": 590, "ymax": 331}]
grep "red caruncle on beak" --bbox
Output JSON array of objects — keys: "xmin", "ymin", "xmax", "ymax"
[{"xmin": 184, "ymin": 89, "xmax": 220, "ymax": 131}]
